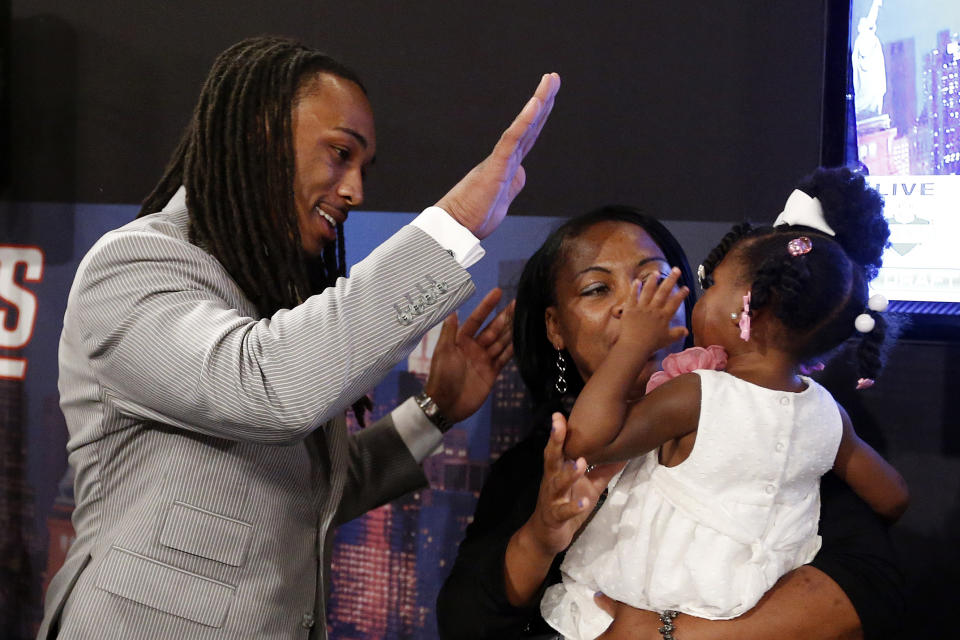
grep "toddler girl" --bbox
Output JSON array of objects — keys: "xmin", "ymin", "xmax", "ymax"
[{"xmin": 540, "ymin": 167, "xmax": 909, "ymax": 639}]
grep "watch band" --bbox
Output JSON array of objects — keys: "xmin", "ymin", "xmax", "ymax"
[{"xmin": 414, "ymin": 391, "xmax": 454, "ymax": 433}]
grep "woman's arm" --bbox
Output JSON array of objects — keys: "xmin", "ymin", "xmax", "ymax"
[
  {"xmin": 595, "ymin": 565, "xmax": 863, "ymax": 640},
  {"xmin": 832, "ymin": 403, "xmax": 909, "ymax": 521},
  {"xmin": 595, "ymin": 472, "xmax": 905, "ymax": 639}
]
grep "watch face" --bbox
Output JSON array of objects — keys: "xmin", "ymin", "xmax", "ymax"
[{"xmin": 416, "ymin": 392, "xmax": 451, "ymax": 431}]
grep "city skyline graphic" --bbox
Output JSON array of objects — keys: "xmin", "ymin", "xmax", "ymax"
[
  {"xmin": 326, "ymin": 258, "xmax": 532, "ymax": 639},
  {"xmin": 853, "ymin": 1, "xmax": 960, "ymax": 176}
]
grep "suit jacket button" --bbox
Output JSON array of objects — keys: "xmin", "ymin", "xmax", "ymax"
[
  {"xmin": 302, "ymin": 612, "xmax": 315, "ymax": 628},
  {"xmin": 396, "ymin": 303, "xmax": 413, "ymax": 325}
]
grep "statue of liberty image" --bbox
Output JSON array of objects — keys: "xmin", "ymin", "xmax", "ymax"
[{"xmin": 852, "ymin": 0, "xmax": 886, "ymax": 116}]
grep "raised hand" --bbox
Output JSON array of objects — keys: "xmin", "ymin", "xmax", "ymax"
[
  {"xmin": 618, "ymin": 267, "xmax": 689, "ymax": 354},
  {"xmin": 435, "ymin": 73, "xmax": 561, "ymax": 239},
  {"xmin": 424, "ymin": 288, "xmax": 514, "ymax": 423}
]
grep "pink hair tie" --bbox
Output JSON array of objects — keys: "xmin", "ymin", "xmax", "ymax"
[
  {"xmin": 856, "ymin": 378, "xmax": 875, "ymax": 390},
  {"xmin": 739, "ymin": 291, "xmax": 751, "ymax": 341},
  {"xmin": 787, "ymin": 236, "xmax": 813, "ymax": 256}
]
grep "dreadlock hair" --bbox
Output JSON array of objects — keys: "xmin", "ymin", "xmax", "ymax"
[
  {"xmin": 698, "ymin": 167, "xmax": 894, "ymax": 385},
  {"xmin": 140, "ymin": 36, "xmax": 364, "ymax": 313},
  {"xmin": 514, "ymin": 205, "xmax": 698, "ymax": 413},
  {"xmin": 138, "ymin": 36, "xmax": 371, "ymax": 423}
]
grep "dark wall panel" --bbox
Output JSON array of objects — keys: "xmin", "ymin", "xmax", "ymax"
[{"xmin": 9, "ymin": 1, "xmax": 827, "ymax": 221}]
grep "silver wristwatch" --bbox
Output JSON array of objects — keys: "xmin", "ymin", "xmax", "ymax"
[{"xmin": 414, "ymin": 391, "xmax": 454, "ymax": 433}]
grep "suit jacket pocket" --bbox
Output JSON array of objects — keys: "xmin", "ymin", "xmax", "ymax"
[
  {"xmin": 96, "ymin": 546, "xmax": 235, "ymax": 628},
  {"xmin": 159, "ymin": 500, "xmax": 253, "ymax": 566}
]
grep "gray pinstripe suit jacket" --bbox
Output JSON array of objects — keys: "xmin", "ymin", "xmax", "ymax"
[{"xmin": 38, "ymin": 192, "xmax": 475, "ymax": 639}]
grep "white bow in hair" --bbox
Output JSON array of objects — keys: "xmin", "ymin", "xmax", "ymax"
[{"xmin": 773, "ymin": 189, "xmax": 836, "ymax": 236}]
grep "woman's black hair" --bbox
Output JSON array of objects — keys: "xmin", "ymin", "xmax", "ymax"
[
  {"xmin": 138, "ymin": 36, "xmax": 372, "ymax": 423},
  {"xmin": 698, "ymin": 167, "xmax": 893, "ymax": 384},
  {"xmin": 513, "ymin": 205, "xmax": 698, "ymax": 408}
]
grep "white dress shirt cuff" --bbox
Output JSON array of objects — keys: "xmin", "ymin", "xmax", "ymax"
[
  {"xmin": 392, "ymin": 396, "xmax": 444, "ymax": 462},
  {"xmin": 410, "ymin": 206, "xmax": 485, "ymax": 268}
]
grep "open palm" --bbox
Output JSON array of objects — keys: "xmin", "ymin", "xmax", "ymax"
[
  {"xmin": 436, "ymin": 73, "xmax": 560, "ymax": 239},
  {"xmin": 425, "ymin": 288, "xmax": 514, "ymax": 423}
]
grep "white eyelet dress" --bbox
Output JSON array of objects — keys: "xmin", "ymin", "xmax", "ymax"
[{"xmin": 541, "ymin": 370, "xmax": 843, "ymax": 640}]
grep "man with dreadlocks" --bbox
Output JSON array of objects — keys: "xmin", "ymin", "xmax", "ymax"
[{"xmin": 38, "ymin": 36, "xmax": 560, "ymax": 639}]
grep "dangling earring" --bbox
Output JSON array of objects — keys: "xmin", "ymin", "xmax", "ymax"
[
  {"xmin": 738, "ymin": 291, "xmax": 752, "ymax": 342},
  {"xmin": 555, "ymin": 348, "xmax": 568, "ymax": 395}
]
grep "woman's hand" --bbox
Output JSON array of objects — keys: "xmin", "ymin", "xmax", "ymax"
[
  {"xmin": 528, "ymin": 412, "xmax": 625, "ymax": 554},
  {"xmin": 504, "ymin": 413, "xmax": 625, "ymax": 606},
  {"xmin": 425, "ymin": 288, "xmax": 514, "ymax": 423}
]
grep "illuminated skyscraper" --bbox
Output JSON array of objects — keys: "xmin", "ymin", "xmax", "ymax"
[
  {"xmin": 327, "ymin": 498, "xmax": 420, "ymax": 639},
  {"xmin": 489, "ymin": 259, "xmax": 534, "ymax": 462},
  {"xmin": 884, "ymin": 38, "xmax": 918, "ymax": 136},
  {"xmin": 928, "ymin": 30, "xmax": 960, "ymax": 174},
  {"xmin": 328, "ymin": 367, "xmax": 423, "ymax": 639}
]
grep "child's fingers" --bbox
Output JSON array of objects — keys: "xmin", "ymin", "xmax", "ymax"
[
  {"xmin": 668, "ymin": 326, "xmax": 690, "ymax": 344},
  {"xmin": 665, "ymin": 284, "xmax": 690, "ymax": 315},
  {"xmin": 650, "ymin": 267, "xmax": 683, "ymax": 306},
  {"xmin": 635, "ymin": 276, "xmax": 655, "ymax": 305}
]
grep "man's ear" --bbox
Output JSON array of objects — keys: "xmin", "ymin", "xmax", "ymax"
[{"xmin": 544, "ymin": 306, "xmax": 564, "ymax": 350}]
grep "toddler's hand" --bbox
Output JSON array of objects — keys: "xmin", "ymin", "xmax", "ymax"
[{"xmin": 618, "ymin": 267, "xmax": 689, "ymax": 352}]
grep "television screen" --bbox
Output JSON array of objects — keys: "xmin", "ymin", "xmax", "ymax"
[{"xmin": 848, "ymin": 0, "xmax": 960, "ymax": 315}]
